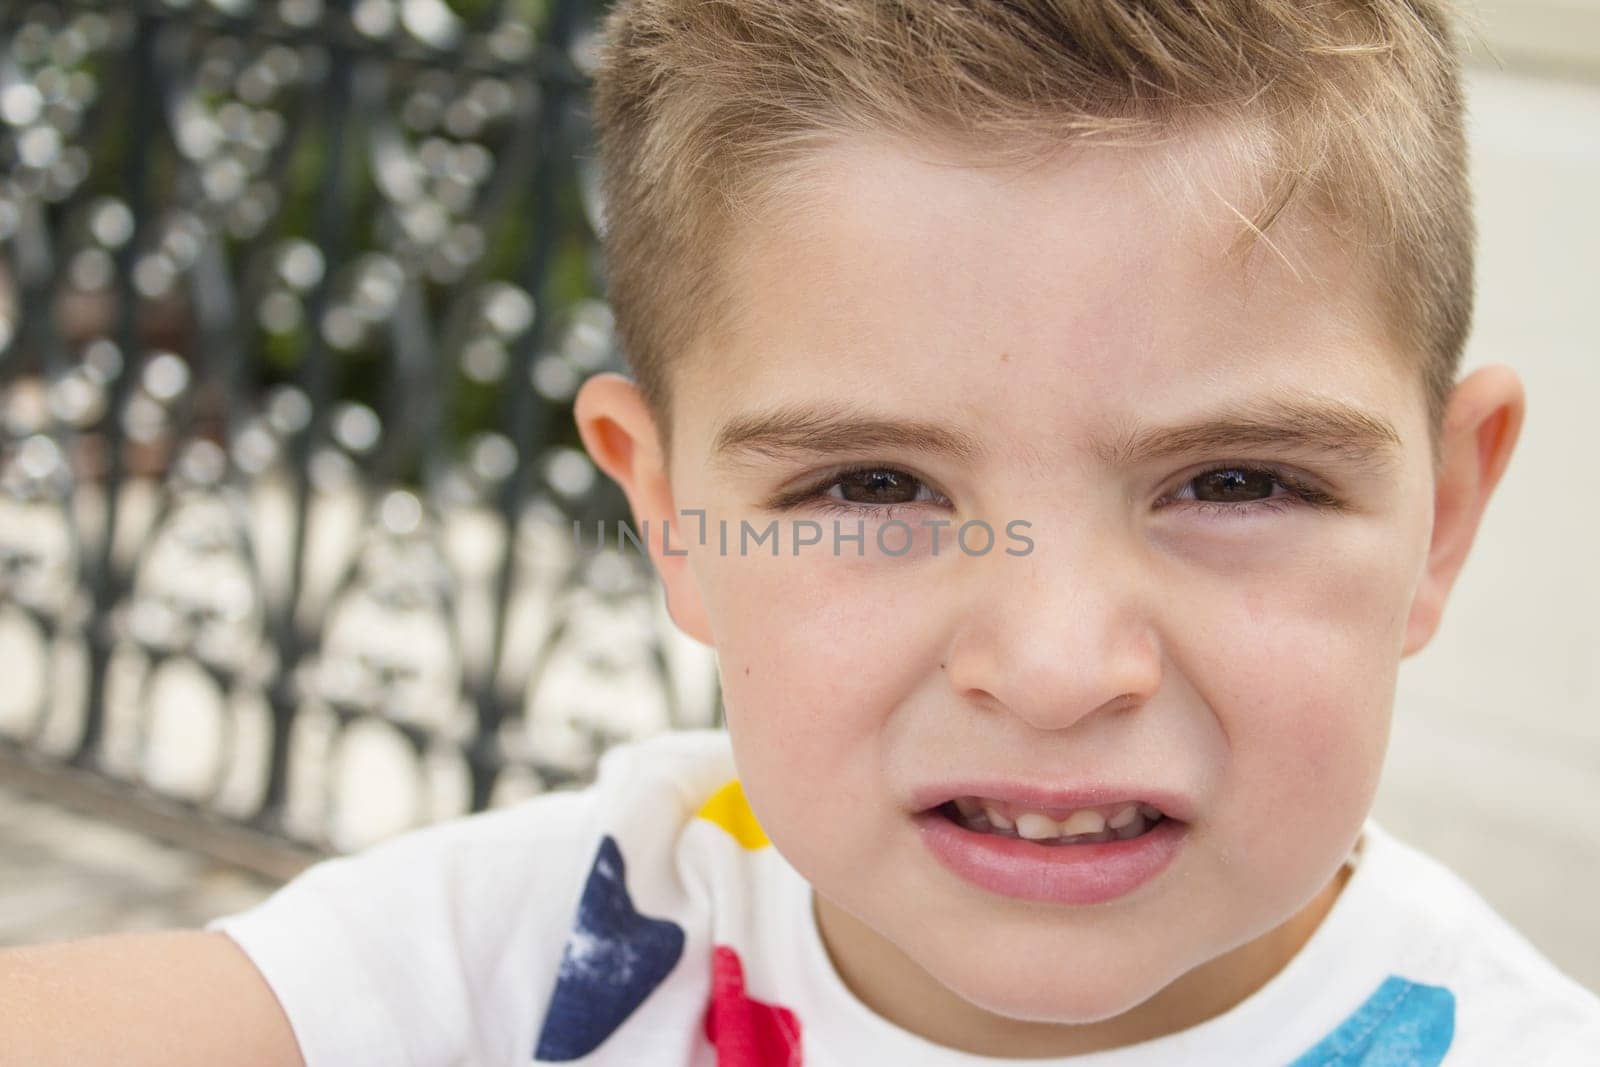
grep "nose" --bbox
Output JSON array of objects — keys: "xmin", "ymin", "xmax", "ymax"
[{"xmin": 941, "ymin": 521, "xmax": 1163, "ymax": 733}]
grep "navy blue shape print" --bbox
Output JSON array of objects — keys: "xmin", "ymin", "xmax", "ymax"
[
  {"xmin": 1288, "ymin": 975, "xmax": 1455, "ymax": 1066},
  {"xmin": 533, "ymin": 835, "xmax": 686, "ymax": 1061}
]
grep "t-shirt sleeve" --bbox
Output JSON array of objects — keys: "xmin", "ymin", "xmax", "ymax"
[{"xmin": 205, "ymin": 786, "xmax": 600, "ymax": 1067}]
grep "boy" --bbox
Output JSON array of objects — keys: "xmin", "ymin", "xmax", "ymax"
[{"xmin": 3, "ymin": 1, "xmax": 1597, "ymax": 1063}]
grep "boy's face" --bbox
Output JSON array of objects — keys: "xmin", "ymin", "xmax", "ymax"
[{"xmin": 578, "ymin": 129, "xmax": 1520, "ymax": 1051}]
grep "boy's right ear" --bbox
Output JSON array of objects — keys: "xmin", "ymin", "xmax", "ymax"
[
  {"xmin": 572, "ymin": 373, "xmax": 715, "ymax": 646},
  {"xmin": 573, "ymin": 371, "xmax": 666, "ymax": 489}
]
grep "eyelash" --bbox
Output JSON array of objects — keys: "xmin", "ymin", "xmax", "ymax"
[
  {"xmin": 1163, "ymin": 464, "xmax": 1346, "ymax": 519},
  {"xmin": 777, "ymin": 462, "xmax": 1346, "ymax": 521},
  {"xmin": 783, "ymin": 465, "xmax": 949, "ymax": 524}
]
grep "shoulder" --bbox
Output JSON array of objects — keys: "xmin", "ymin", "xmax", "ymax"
[
  {"xmin": 282, "ymin": 726, "xmax": 736, "ymax": 889},
  {"xmin": 1355, "ymin": 822, "xmax": 1600, "ymax": 1062},
  {"xmin": 206, "ymin": 728, "xmax": 739, "ymax": 1065},
  {"xmin": 587, "ymin": 725, "xmax": 739, "ymax": 815}
]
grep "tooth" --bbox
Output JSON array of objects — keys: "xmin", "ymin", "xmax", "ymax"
[
  {"xmin": 1108, "ymin": 805, "xmax": 1140, "ymax": 830},
  {"xmin": 1058, "ymin": 809, "xmax": 1106, "ymax": 836},
  {"xmin": 1138, "ymin": 803, "xmax": 1162, "ymax": 821},
  {"xmin": 1115, "ymin": 814, "xmax": 1148, "ymax": 840},
  {"xmin": 1015, "ymin": 812, "xmax": 1061, "ymax": 841},
  {"xmin": 953, "ymin": 797, "xmax": 982, "ymax": 818},
  {"xmin": 982, "ymin": 804, "xmax": 1014, "ymax": 831}
]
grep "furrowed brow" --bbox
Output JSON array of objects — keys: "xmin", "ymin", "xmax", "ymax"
[
  {"xmin": 707, "ymin": 394, "xmax": 1404, "ymax": 477},
  {"xmin": 1092, "ymin": 395, "xmax": 1405, "ymax": 475},
  {"xmin": 709, "ymin": 401, "xmax": 985, "ymax": 469}
]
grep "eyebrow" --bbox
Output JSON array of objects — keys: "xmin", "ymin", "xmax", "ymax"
[
  {"xmin": 708, "ymin": 394, "xmax": 1404, "ymax": 475},
  {"xmin": 1092, "ymin": 395, "xmax": 1405, "ymax": 474},
  {"xmin": 709, "ymin": 401, "xmax": 986, "ymax": 469}
]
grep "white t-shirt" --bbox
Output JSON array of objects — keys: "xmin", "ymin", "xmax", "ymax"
[{"xmin": 207, "ymin": 727, "xmax": 1600, "ymax": 1066}]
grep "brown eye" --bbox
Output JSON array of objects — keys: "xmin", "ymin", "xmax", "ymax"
[
  {"xmin": 1159, "ymin": 462, "xmax": 1346, "ymax": 520},
  {"xmin": 1188, "ymin": 467, "xmax": 1283, "ymax": 504},
  {"xmin": 763, "ymin": 463, "xmax": 950, "ymax": 516},
  {"xmin": 831, "ymin": 467, "xmax": 924, "ymax": 506}
]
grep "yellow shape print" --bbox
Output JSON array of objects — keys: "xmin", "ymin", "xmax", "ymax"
[{"xmin": 697, "ymin": 779, "xmax": 770, "ymax": 849}]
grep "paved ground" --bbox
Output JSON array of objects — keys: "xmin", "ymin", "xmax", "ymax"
[{"xmin": 0, "ymin": 782, "xmax": 277, "ymax": 947}]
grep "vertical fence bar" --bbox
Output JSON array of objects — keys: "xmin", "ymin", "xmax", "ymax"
[
  {"xmin": 256, "ymin": 0, "xmax": 359, "ymax": 828},
  {"xmin": 71, "ymin": 7, "xmax": 159, "ymax": 768},
  {"xmin": 472, "ymin": 0, "xmax": 587, "ymax": 811}
]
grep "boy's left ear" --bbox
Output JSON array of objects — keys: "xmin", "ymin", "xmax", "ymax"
[{"xmin": 1402, "ymin": 363, "xmax": 1526, "ymax": 657}]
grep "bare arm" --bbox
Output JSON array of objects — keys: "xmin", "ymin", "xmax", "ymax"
[{"xmin": 0, "ymin": 929, "xmax": 304, "ymax": 1067}]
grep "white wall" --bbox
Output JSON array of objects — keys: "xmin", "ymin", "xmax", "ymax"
[{"xmin": 1373, "ymin": 64, "xmax": 1600, "ymax": 992}]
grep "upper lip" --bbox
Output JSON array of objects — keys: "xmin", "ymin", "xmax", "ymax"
[{"xmin": 910, "ymin": 781, "xmax": 1197, "ymax": 823}]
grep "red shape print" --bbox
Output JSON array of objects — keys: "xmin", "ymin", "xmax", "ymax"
[{"xmin": 703, "ymin": 944, "xmax": 803, "ymax": 1067}]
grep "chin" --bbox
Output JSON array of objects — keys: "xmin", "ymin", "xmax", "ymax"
[{"xmin": 932, "ymin": 950, "xmax": 1182, "ymax": 1025}]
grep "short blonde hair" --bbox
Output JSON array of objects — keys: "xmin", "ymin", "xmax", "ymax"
[{"xmin": 591, "ymin": 0, "xmax": 1478, "ymax": 469}]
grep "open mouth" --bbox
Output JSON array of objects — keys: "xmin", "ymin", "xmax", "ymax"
[{"xmin": 930, "ymin": 796, "xmax": 1176, "ymax": 846}]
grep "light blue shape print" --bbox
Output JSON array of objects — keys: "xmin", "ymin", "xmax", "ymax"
[{"xmin": 1288, "ymin": 975, "xmax": 1455, "ymax": 1066}]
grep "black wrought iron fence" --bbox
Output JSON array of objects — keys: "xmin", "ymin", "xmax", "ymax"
[{"xmin": 0, "ymin": 0, "xmax": 721, "ymax": 876}]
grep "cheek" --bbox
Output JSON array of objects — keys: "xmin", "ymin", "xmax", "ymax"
[
  {"xmin": 1202, "ymin": 526, "xmax": 1415, "ymax": 858},
  {"xmin": 705, "ymin": 544, "xmax": 940, "ymax": 710},
  {"xmin": 700, "ymin": 549, "xmax": 943, "ymax": 833}
]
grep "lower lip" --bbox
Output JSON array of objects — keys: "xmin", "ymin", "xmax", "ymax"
[{"xmin": 914, "ymin": 809, "xmax": 1188, "ymax": 905}]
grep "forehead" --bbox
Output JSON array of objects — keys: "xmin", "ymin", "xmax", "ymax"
[{"xmin": 675, "ymin": 129, "xmax": 1414, "ymax": 470}]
